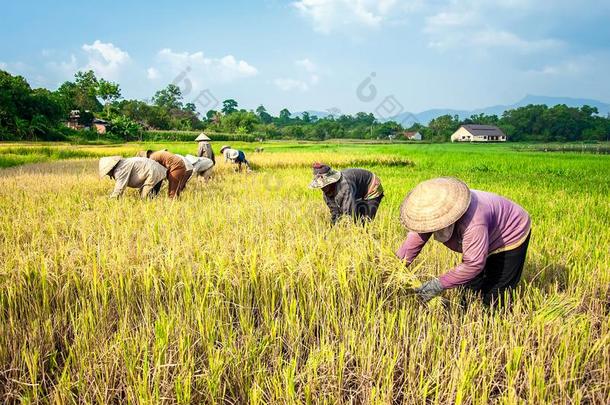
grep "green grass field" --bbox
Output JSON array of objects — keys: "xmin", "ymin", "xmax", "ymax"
[{"xmin": 0, "ymin": 142, "xmax": 608, "ymax": 403}]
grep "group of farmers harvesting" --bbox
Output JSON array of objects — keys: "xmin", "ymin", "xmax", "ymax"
[
  {"xmin": 98, "ymin": 134, "xmax": 531, "ymax": 306},
  {"xmin": 98, "ymin": 133, "xmax": 251, "ymax": 199}
]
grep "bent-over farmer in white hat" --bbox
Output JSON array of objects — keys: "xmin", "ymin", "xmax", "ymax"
[
  {"xmin": 98, "ymin": 156, "xmax": 166, "ymax": 199},
  {"xmin": 196, "ymin": 133, "xmax": 215, "ymax": 164},
  {"xmin": 397, "ymin": 177, "xmax": 531, "ymax": 306},
  {"xmin": 309, "ymin": 163, "xmax": 384, "ymax": 225},
  {"xmin": 220, "ymin": 145, "xmax": 251, "ymax": 172},
  {"xmin": 185, "ymin": 154, "xmax": 215, "ymax": 180}
]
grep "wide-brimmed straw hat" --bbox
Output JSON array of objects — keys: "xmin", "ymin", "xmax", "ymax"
[
  {"xmin": 309, "ymin": 163, "xmax": 342, "ymax": 189},
  {"xmin": 195, "ymin": 133, "xmax": 211, "ymax": 141},
  {"xmin": 220, "ymin": 145, "xmax": 230, "ymax": 153},
  {"xmin": 400, "ymin": 177, "xmax": 471, "ymax": 233},
  {"xmin": 98, "ymin": 156, "xmax": 122, "ymax": 178}
]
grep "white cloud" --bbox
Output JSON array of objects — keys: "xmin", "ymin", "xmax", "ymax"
[
  {"xmin": 425, "ymin": 10, "xmax": 475, "ymax": 30},
  {"xmin": 470, "ymin": 29, "xmax": 563, "ymax": 51},
  {"xmin": 274, "ymin": 58, "xmax": 321, "ymax": 92},
  {"xmin": 293, "ymin": 0, "xmax": 411, "ymax": 33},
  {"xmin": 0, "ymin": 62, "xmax": 6, "ymax": 70},
  {"xmin": 274, "ymin": 78, "xmax": 310, "ymax": 92},
  {"xmin": 424, "ymin": 5, "xmax": 563, "ymax": 53},
  {"xmin": 296, "ymin": 58, "xmax": 317, "ymax": 72},
  {"xmin": 217, "ymin": 54, "xmax": 258, "ymax": 77},
  {"xmin": 527, "ymin": 57, "xmax": 590, "ymax": 76},
  {"xmin": 147, "ymin": 67, "xmax": 159, "ymax": 80},
  {"xmin": 153, "ymin": 49, "xmax": 258, "ymax": 86},
  {"xmin": 46, "ymin": 54, "xmax": 78, "ymax": 78},
  {"xmin": 81, "ymin": 40, "xmax": 130, "ymax": 79},
  {"xmin": 42, "ymin": 43, "xmax": 130, "ymax": 84}
]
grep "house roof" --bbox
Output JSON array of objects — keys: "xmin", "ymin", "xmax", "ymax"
[
  {"xmin": 403, "ymin": 131, "xmax": 421, "ymax": 137},
  {"xmin": 461, "ymin": 125, "xmax": 506, "ymax": 137}
]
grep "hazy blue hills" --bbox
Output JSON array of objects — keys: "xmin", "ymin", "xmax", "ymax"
[{"xmin": 293, "ymin": 95, "xmax": 610, "ymax": 126}]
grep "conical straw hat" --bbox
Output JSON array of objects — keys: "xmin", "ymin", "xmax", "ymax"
[
  {"xmin": 98, "ymin": 156, "xmax": 122, "ymax": 178},
  {"xmin": 195, "ymin": 133, "xmax": 211, "ymax": 141},
  {"xmin": 400, "ymin": 177, "xmax": 471, "ymax": 233}
]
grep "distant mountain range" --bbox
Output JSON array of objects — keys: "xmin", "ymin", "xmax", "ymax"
[{"xmin": 293, "ymin": 95, "xmax": 610, "ymax": 126}]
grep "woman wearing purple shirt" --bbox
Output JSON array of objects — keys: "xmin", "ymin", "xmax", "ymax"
[{"xmin": 397, "ymin": 177, "xmax": 531, "ymax": 306}]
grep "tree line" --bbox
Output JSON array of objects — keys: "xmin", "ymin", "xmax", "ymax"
[{"xmin": 1, "ymin": 69, "xmax": 609, "ymax": 142}]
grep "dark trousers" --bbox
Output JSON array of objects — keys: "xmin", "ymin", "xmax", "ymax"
[
  {"xmin": 178, "ymin": 170, "xmax": 193, "ymax": 193},
  {"xmin": 235, "ymin": 152, "xmax": 251, "ymax": 171},
  {"xmin": 464, "ymin": 232, "xmax": 531, "ymax": 306},
  {"xmin": 355, "ymin": 195, "xmax": 384, "ymax": 221},
  {"xmin": 150, "ymin": 180, "xmax": 163, "ymax": 198}
]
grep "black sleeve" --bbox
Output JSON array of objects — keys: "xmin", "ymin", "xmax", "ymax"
[
  {"xmin": 324, "ymin": 193, "xmax": 342, "ymax": 225},
  {"xmin": 338, "ymin": 184, "xmax": 357, "ymax": 218}
]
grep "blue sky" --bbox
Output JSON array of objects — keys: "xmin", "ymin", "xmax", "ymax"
[{"xmin": 1, "ymin": 0, "xmax": 609, "ymax": 116}]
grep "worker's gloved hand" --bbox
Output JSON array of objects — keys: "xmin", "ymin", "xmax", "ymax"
[{"xmin": 415, "ymin": 278, "xmax": 444, "ymax": 303}]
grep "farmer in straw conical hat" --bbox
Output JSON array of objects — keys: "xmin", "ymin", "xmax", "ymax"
[
  {"xmin": 196, "ymin": 133, "xmax": 215, "ymax": 164},
  {"xmin": 98, "ymin": 156, "xmax": 167, "ymax": 199},
  {"xmin": 309, "ymin": 163, "xmax": 384, "ymax": 225},
  {"xmin": 220, "ymin": 145, "xmax": 251, "ymax": 172},
  {"xmin": 397, "ymin": 177, "xmax": 531, "ymax": 306}
]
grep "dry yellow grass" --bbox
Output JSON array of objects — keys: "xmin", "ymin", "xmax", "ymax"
[{"xmin": 0, "ymin": 143, "xmax": 608, "ymax": 403}]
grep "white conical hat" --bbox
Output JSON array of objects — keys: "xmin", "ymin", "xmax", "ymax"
[
  {"xmin": 400, "ymin": 177, "xmax": 471, "ymax": 233},
  {"xmin": 98, "ymin": 156, "xmax": 122, "ymax": 178},
  {"xmin": 195, "ymin": 133, "xmax": 211, "ymax": 141}
]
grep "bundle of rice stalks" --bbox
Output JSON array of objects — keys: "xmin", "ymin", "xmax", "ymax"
[{"xmin": 532, "ymin": 294, "xmax": 582, "ymax": 323}]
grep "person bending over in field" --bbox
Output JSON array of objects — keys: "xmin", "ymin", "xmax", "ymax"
[
  {"xmin": 98, "ymin": 156, "xmax": 166, "ymax": 199},
  {"xmin": 397, "ymin": 177, "xmax": 531, "ymax": 306},
  {"xmin": 137, "ymin": 150, "xmax": 189, "ymax": 198},
  {"xmin": 196, "ymin": 133, "xmax": 216, "ymax": 164},
  {"xmin": 309, "ymin": 163, "xmax": 384, "ymax": 225},
  {"xmin": 185, "ymin": 154, "xmax": 215, "ymax": 181},
  {"xmin": 174, "ymin": 153, "xmax": 195, "ymax": 185},
  {"xmin": 220, "ymin": 145, "xmax": 251, "ymax": 172}
]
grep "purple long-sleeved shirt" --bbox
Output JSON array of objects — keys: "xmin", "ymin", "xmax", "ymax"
[{"xmin": 396, "ymin": 190, "xmax": 530, "ymax": 289}]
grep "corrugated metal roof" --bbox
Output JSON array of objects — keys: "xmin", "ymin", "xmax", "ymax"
[{"xmin": 462, "ymin": 125, "xmax": 506, "ymax": 137}]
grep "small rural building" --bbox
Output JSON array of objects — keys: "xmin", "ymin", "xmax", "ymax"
[
  {"xmin": 403, "ymin": 131, "xmax": 422, "ymax": 141},
  {"xmin": 66, "ymin": 110, "xmax": 100, "ymax": 131},
  {"xmin": 451, "ymin": 125, "xmax": 507, "ymax": 142},
  {"xmin": 92, "ymin": 119, "xmax": 109, "ymax": 134},
  {"xmin": 67, "ymin": 110, "xmax": 81, "ymax": 130}
]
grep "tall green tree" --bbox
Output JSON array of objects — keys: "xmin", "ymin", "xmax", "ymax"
[
  {"xmin": 184, "ymin": 102, "xmax": 197, "ymax": 114},
  {"xmin": 256, "ymin": 105, "xmax": 272, "ymax": 124},
  {"xmin": 0, "ymin": 70, "xmax": 65, "ymax": 140},
  {"xmin": 56, "ymin": 70, "xmax": 103, "ymax": 112},
  {"xmin": 222, "ymin": 99, "xmax": 238, "ymax": 115},
  {"xmin": 205, "ymin": 109, "xmax": 218, "ymax": 122},
  {"xmin": 152, "ymin": 84, "xmax": 183, "ymax": 110},
  {"xmin": 96, "ymin": 79, "xmax": 121, "ymax": 116},
  {"xmin": 220, "ymin": 111, "xmax": 260, "ymax": 133},
  {"xmin": 278, "ymin": 108, "xmax": 292, "ymax": 125},
  {"xmin": 427, "ymin": 114, "xmax": 460, "ymax": 141}
]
